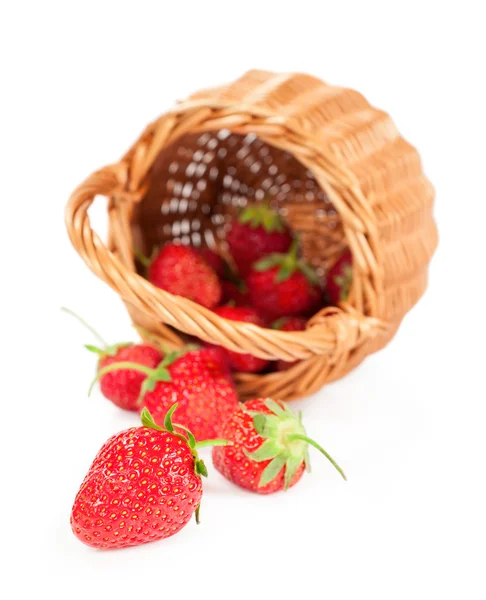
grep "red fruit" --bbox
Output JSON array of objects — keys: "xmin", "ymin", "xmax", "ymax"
[
  {"xmin": 71, "ymin": 405, "xmax": 227, "ymax": 549},
  {"xmin": 271, "ymin": 317, "xmax": 307, "ymax": 371},
  {"xmin": 221, "ymin": 280, "xmax": 249, "ymax": 307},
  {"xmin": 98, "ymin": 344, "xmax": 162, "ymax": 410},
  {"xmin": 212, "ymin": 306, "xmax": 269, "ymax": 373},
  {"xmin": 247, "ymin": 241, "xmax": 322, "ymax": 320},
  {"xmin": 325, "ymin": 251, "xmax": 353, "ymax": 305},
  {"xmin": 93, "ymin": 347, "xmax": 239, "ymax": 440},
  {"xmin": 199, "ymin": 248, "xmax": 226, "ymax": 278},
  {"xmin": 148, "ymin": 244, "xmax": 222, "ymax": 309},
  {"xmin": 227, "ymin": 202, "xmax": 293, "ymax": 277},
  {"xmin": 212, "ymin": 398, "xmax": 346, "ymax": 494},
  {"xmin": 196, "ymin": 345, "xmax": 233, "ymax": 379},
  {"xmin": 62, "ymin": 307, "xmax": 162, "ymax": 411}
]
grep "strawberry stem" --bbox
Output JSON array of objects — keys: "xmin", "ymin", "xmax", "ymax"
[
  {"xmin": 61, "ymin": 307, "xmax": 109, "ymax": 347},
  {"xmin": 287, "ymin": 433, "xmax": 347, "ymax": 481},
  {"xmin": 288, "ymin": 238, "xmax": 299, "ymax": 260},
  {"xmin": 134, "ymin": 248, "xmax": 151, "ymax": 267},
  {"xmin": 88, "ymin": 361, "xmax": 158, "ymax": 396},
  {"xmin": 194, "ymin": 439, "xmax": 230, "ymax": 449}
]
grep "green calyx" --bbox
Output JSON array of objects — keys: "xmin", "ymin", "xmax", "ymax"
[
  {"xmin": 244, "ymin": 399, "xmax": 347, "ymax": 489},
  {"xmin": 239, "ymin": 201, "xmax": 286, "ymax": 234},
  {"xmin": 84, "ymin": 342, "xmax": 132, "ymax": 358},
  {"xmin": 334, "ymin": 265, "xmax": 353, "ymax": 302},
  {"xmin": 134, "ymin": 246, "xmax": 160, "ymax": 278},
  {"xmin": 254, "ymin": 240, "xmax": 320, "ymax": 285},
  {"xmin": 140, "ymin": 404, "xmax": 229, "ymax": 523},
  {"xmin": 271, "ymin": 317, "xmax": 290, "ymax": 330},
  {"xmin": 88, "ymin": 345, "xmax": 200, "ymax": 401},
  {"xmin": 61, "ymin": 307, "xmax": 132, "ymax": 358}
]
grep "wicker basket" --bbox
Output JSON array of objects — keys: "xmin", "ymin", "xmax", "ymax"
[{"xmin": 66, "ymin": 70, "xmax": 437, "ymax": 401}]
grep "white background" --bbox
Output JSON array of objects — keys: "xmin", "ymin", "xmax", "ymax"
[{"xmin": 1, "ymin": 1, "xmax": 485, "ymax": 599}]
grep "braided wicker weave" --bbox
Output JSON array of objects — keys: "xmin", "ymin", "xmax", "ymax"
[{"xmin": 66, "ymin": 70, "xmax": 437, "ymax": 401}]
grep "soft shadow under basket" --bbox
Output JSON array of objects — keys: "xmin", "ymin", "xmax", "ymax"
[{"xmin": 66, "ymin": 70, "xmax": 437, "ymax": 401}]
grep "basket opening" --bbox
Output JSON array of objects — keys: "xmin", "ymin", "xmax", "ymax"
[{"xmin": 131, "ymin": 130, "xmax": 347, "ymax": 277}]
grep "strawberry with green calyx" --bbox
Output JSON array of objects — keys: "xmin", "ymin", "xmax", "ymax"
[
  {"xmin": 227, "ymin": 201, "xmax": 293, "ymax": 277},
  {"xmin": 325, "ymin": 251, "xmax": 353, "ymax": 305},
  {"xmin": 62, "ymin": 307, "xmax": 162, "ymax": 411},
  {"xmin": 71, "ymin": 404, "xmax": 229, "ymax": 549},
  {"xmin": 89, "ymin": 345, "xmax": 239, "ymax": 440},
  {"xmin": 271, "ymin": 316, "xmax": 307, "ymax": 371},
  {"xmin": 212, "ymin": 398, "xmax": 346, "ymax": 494},
  {"xmin": 246, "ymin": 240, "xmax": 322, "ymax": 320}
]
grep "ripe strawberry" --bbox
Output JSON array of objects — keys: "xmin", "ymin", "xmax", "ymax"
[
  {"xmin": 271, "ymin": 317, "xmax": 307, "ymax": 371},
  {"xmin": 147, "ymin": 244, "xmax": 222, "ymax": 309},
  {"xmin": 62, "ymin": 307, "xmax": 162, "ymax": 411},
  {"xmin": 325, "ymin": 251, "xmax": 353, "ymax": 305},
  {"xmin": 71, "ymin": 405, "xmax": 228, "ymax": 549},
  {"xmin": 246, "ymin": 241, "xmax": 322, "ymax": 320},
  {"xmin": 91, "ymin": 346, "xmax": 239, "ymax": 440},
  {"xmin": 212, "ymin": 398, "xmax": 346, "ymax": 494},
  {"xmin": 227, "ymin": 202, "xmax": 293, "ymax": 277},
  {"xmin": 221, "ymin": 280, "xmax": 249, "ymax": 306},
  {"xmin": 212, "ymin": 306, "xmax": 269, "ymax": 373},
  {"xmin": 199, "ymin": 248, "xmax": 226, "ymax": 278},
  {"xmin": 97, "ymin": 345, "xmax": 163, "ymax": 410}
]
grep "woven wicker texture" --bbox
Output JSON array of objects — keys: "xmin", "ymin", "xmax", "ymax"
[{"xmin": 65, "ymin": 70, "xmax": 437, "ymax": 400}]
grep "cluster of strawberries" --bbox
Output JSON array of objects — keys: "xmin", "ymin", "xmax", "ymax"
[
  {"xmin": 139, "ymin": 202, "xmax": 353, "ymax": 372},
  {"xmin": 68, "ymin": 202, "xmax": 351, "ymax": 551}
]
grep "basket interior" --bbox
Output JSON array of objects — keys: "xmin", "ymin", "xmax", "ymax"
[{"xmin": 131, "ymin": 130, "xmax": 347, "ymax": 277}]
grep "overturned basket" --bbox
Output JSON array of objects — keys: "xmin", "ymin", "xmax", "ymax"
[{"xmin": 66, "ymin": 70, "xmax": 437, "ymax": 401}]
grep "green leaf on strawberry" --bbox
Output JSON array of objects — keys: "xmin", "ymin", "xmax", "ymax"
[
  {"xmin": 239, "ymin": 201, "xmax": 286, "ymax": 233},
  {"xmin": 244, "ymin": 398, "xmax": 346, "ymax": 489},
  {"xmin": 254, "ymin": 239, "xmax": 320, "ymax": 285}
]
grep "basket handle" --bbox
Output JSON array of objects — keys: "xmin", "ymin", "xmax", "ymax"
[{"xmin": 66, "ymin": 166, "xmax": 387, "ymax": 362}]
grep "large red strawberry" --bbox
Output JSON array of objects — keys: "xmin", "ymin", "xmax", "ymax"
[
  {"xmin": 212, "ymin": 306, "xmax": 269, "ymax": 373},
  {"xmin": 246, "ymin": 241, "xmax": 322, "ymax": 320},
  {"xmin": 212, "ymin": 398, "xmax": 346, "ymax": 494},
  {"xmin": 271, "ymin": 316, "xmax": 307, "ymax": 371},
  {"xmin": 325, "ymin": 251, "xmax": 353, "ymax": 305},
  {"xmin": 146, "ymin": 244, "xmax": 222, "ymax": 309},
  {"xmin": 199, "ymin": 248, "xmax": 227, "ymax": 278},
  {"xmin": 71, "ymin": 405, "xmax": 228, "ymax": 549},
  {"xmin": 62, "ymin": 307, "xmax": 162, "ymax": 411},
  {"xmin": 92, "ymin": 346, "xmax": 239, "ymax": 440},
  {"xmin": 226, "ymin": 202, "xmax": 293, "ymax": 277}
]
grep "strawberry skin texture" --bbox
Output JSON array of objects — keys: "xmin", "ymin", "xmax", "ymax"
[
  {"xmin": 212, "ymin": 306, "xmax": 269, "ymax": 373},
  {"xmin": 197, "ymin": 345, "xmax": 233, "ymax": 381},
  {"xmin": 325, "ymin": 251, "xmax": 353, "ymax": 305},
  {"xmin": 199, "ymin": 248, "xmax": 226, "ymax": 278},
  {"xmin": 148, "ymin": 244, "xmax": 222, "ymax": 309},
  {"xmin": 71, "ymin": 427, "xmax": 202, "ymax": 549},
  {"xmin": 212, "ymin": 399, "xmax": 304, "ymax": 494},
  {"xmin": 99, "ymin": 344, "xmax": 162, "ymax": 411},
  {"xmin": 247, "ymin": 266, "xmax": 321, "ymax": 320},
  {"xmin": 227, "ymin": 222, "xmax": 292, "ymax": 278},
  {"xmin": 141, "ymin": 350, "xmax": 239, "ymax": 439},
  {"xmin": 272, "ymin": 317, "xmax": 307, "ymax": 371}
]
